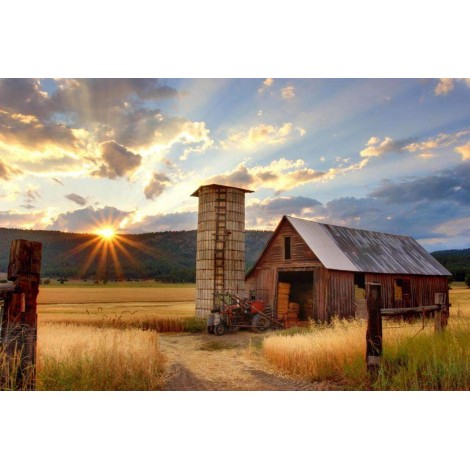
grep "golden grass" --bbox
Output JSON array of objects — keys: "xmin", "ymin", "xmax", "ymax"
[
  {"xmin": 262, "ymin": 287, "xmax": 470, "ymax": 389},
  {"xmin": 36, "ymin": 323, "xmax": 166, "ymax": 390}
]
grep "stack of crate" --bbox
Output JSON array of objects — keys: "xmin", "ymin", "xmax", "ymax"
[{"xmin": 277, "ymin": 282, "xmax": 291, "ymax": 316}]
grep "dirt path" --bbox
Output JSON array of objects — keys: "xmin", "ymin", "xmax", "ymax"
[{"xmin": 160, "ymin": 331, "xmax": 328, "ymax": 391}]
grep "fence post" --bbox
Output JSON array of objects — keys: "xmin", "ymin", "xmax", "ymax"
[
  {"xmin": 0, "ymin": 239, "xmax": 42, "ymax": 390},
  {"xmin": 434, "ymin": 293, "xmax": 447, "ymax": 333},
  {"xmin": 366, "ymin": 283, "xmax": 382, "ymax": 374}
]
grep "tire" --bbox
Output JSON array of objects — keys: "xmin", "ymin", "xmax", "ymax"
[
  {"xmin": 214, "ymin": 323, "xmax": 226, "ymax": 336},
  {"xmin": 252, "ymin": 314, "xmax": 270, "ymax": 333},
  {"xmin": 207, "ymin": 325, "xmax": 215, "ymax": 334}
]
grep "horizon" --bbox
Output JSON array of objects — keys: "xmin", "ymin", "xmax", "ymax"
[{"xmin": 1, "ymin": 78, "xmax": 470, "ymax": 251}]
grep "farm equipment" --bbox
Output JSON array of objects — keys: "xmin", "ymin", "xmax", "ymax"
[{"xmin": 207, "ymin": 292, "xmax": 284, "ymax": 336}]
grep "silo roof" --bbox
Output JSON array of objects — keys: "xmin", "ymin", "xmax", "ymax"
[{"xmin": 191, "ymin": 184, "xmax": 254, "ymax": 197}]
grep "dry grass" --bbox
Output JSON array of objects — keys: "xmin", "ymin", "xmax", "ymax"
[
  {"xmin": 262, "ymin": 286, "xmax": 470, "ymax": 390},
  {"xmin": 36, "ymin": 323, "xmax": 166, "ymax": 390}
]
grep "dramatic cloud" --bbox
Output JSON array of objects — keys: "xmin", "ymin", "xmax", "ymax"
[
  {"xmin": 246, "ymin": 196, "xmax": 322, "ymax": 228},
  {"xmin": 434, "ymin": 78, "xmax": 470, "ymax": 96},
  {"xmin": 25, "ymin": 188, "xmax": 41, "ymax": 203},
  {"xmin": 455, "ymin": 142, "xmax": 470, "ymax": 161},
  {"xmin": 208, "ymin": 158, "xmax": 327, "ymax": 193},
  {"xmin": 48, "ymin": 206, "xmax": 132, "ymax": 232},
  {"xmin": 93, "ymin": 141, "xmax": 142, "ymax": 179},
  {"xmin": 0, "ymin": 108, "xmax": 77, "ymax": 152},
  {"xmin": 144, "ymin": 173, "xmax": 171, "ymax": 200},
  {"xmin": 281, "ymin": 86, "xmax": 295, "ymax": 100},
  {"xmin": 369, "ymin": 162, "xmax": 470, "ymax": 205},
  {"xmin": 221, "ymin": 122, "xmax": 299, "ymax": 150},
  {"xmin": 65, "ymin": 193, "xmax": 87, "ymax": 206}
]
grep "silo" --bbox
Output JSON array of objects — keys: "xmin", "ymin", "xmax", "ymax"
[{"xmin": 191, "ymin": 184, "xmax": 253, "ymax": 318}]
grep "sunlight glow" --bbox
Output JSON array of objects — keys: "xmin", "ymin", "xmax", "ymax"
[{"xmin": 96, "ymin": 227, "xmax": 116, "ymax": 240}]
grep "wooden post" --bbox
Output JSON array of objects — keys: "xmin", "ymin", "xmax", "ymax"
[
  {"xmin": 366, "ymin": 283, "xmax": 382, "ymax": 374},
  {"xmin": 434, "ymin": 293, "xmax": 447, "ymax": 333},
  {"xmin": 0, "ymin": 240, "xmax": 42, "ymax": 390}
]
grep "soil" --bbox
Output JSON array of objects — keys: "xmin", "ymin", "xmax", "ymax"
[{"xmin": 160, "ymin": 331, "xmax": 331, "ymax": 391}]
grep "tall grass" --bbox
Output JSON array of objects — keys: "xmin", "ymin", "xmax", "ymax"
[
  {"xmin": 37, "ymin": 324, "xmax": 166, "ymax": 390},
  {"xmin": 263, "ymin": 318, "xmax": 470, "ymax": 390}
]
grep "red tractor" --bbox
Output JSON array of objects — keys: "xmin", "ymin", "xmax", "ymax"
[{"xmin": 207, "ymin": 292, "xmax": 283, "ymax": 336}]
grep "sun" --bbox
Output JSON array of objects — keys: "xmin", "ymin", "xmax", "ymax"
[{"xmin": 96, "ymin": 227, "xmax": 116, "ymax": 241}]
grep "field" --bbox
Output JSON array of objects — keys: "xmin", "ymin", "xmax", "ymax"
[{"xmin": 3, "ymin": 281, "xmax": 470, "ymax": 390}]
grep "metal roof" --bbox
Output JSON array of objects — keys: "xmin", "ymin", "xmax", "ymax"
[{"xmin": 286, "ymin": 216, "xmax": 451, "ymax": 276}]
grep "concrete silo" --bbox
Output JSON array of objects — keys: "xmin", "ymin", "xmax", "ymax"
[{"xmin": 191, "ymin": 184, "xmax": 253, "ymax": 318}]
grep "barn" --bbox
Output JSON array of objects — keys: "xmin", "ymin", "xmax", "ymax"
[{"xmin": 245, "ymin": 216, "xmax": 451, "ymax": 322}]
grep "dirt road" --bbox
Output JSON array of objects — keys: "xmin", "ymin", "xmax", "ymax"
[{"xmin": 160, "ymin": 331, "xmax": 328, "ymax": 391}]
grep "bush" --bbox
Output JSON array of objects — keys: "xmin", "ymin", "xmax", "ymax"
[{"xmin": 465, "ymin": 273, "xmax": 470, "ymax": 288}]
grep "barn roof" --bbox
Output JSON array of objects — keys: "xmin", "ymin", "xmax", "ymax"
[{"xmin": 285, "ymin": 216, "xmax": 451, "ymax": 276}]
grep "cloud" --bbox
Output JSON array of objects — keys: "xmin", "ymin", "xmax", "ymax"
[
  {"xmin": 455, "ymin": 142, "xmax": 470, "ymax": 161},
  {"xmin": 125, "ymin": 211, "xmax": 198, "ymax": 232},
  {"xmin": 0, "ymin": 159, "xmax": 22, "ymax": 180},
  {"xmin": 65, "ymin": 193, "xmax": 87, "ymax": 206},
  {"xmin": 0, "ymin": 210, "xmax": 49, "ymax": 229},
  {"xmin": 0, "ymin": 108, "xmax": 77, "ymax": 152},
  {"xmin": 221, "ymin": 122, "xmax": 297, "ymax": 150},
  {"xmin": 52, "ymin": 177, "xmax": 64, "ymax": 186},
  {"xmin": 207, "ymin": 158, "xmax": 327, "ymax": 193},
  {"xmin": 435, "ymin": 78, "xmax": 455, "ymax": 96},
  {"xmin": 258, "ymin": 78, "xmax": 274, "ymax": 93},
  {"xmin": 369, "ymin": 161, "xmax": 470, "ymax": 205},
  {"xmin": 246, "ymin": 196, "xmax": 322, "ymax": 228},
  {"xmin": 281, "ymin": 86, "xmax": 295, "ymax": 100},
  {"xmin": 25, "ymin": 188, "xmax": 41, "ymax": 202},
  {"xmin": 360, "ymin": 130, "xmax": 470, "ymax": 159},
  {"xmin": 360, "ymin": 136, "xmax": 403, "ymax": 157},
  {"xmin": 144, "ymin": 173, "xmax": 171, "ymax": 200},
  {"xmin": 48, "ymin": 206, "xmax": 132, "ymax": 232},
  {"xmin": 93, "ymin": 141, "xmax": 142, "ymax": 179},
  {"xmin": 434, "ymin": 78, "xmax": 470, "ymax": 96}
]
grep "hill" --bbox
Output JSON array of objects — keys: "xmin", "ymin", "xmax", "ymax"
[
  {"xmin": 1, "ymin": 227, "xmax": 466, "ymax": 282},
  {"xmin": 0, "ymin": 228, "xmax": 272, "ymax": 282},
  {"xmin": 430, "ymin": 249, "xmax": 470, "ymax": 281}
]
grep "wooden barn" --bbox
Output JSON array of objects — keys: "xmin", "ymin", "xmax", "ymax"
[{"xmin": 245, "ymin": 216, "xmax": 451, "ymax": 322}]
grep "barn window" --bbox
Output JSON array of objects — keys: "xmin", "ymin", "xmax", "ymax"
[{"xmin": 284, "ymin": 236, "xmax": 291, "ymax": 260}]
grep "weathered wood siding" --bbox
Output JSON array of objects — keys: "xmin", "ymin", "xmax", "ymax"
[
  {"xmin": 364, "ymin": 273, "xmax": 449, "ymax": 309},
  {"xmin": 246, "ymin": 268, "xmax": 276, "ymax": 305},
  {"xmin": 255, "ymin": 219, "xmax": 319, "ymax": 269},
  {"xmin": 327, "ymin": 270, "xmax": 355, "ymax": 319}
]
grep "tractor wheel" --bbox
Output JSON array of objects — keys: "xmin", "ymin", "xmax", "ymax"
[
  {"xmin": 252, "ymin": 314, "xmax": 270, "ymax": 333},
  {"xmin": 207, "ymin": 325, "xmax": 215, "ymax": 334},
  {"xmin": 214, "ymin": 323, "xmax": 226, "ymax": 336}
]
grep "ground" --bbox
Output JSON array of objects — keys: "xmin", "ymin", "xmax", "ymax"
[{"xmin": 160, "ymin": 331, "xmax": 327, "ymax": 391}]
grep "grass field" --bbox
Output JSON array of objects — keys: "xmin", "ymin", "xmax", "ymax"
[{"xmin": 263, "ymin": 285, "xmax": 470, "ymax": 390}]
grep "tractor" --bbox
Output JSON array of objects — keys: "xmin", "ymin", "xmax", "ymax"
[{"xmin": 207, "ymin": 292, "xmax": 283, "ymax": 336}]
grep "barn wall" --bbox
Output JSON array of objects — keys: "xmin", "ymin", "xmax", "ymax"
[
  {"xmin": 246, "ymin": 268, "xmax": 276, "ymax": 305},
  {"xmin": 327, "ymin": 270, "xmax": 355, "ymax": 319},
  {"xmin": 364, "ymin": 273, "xmax": 449, "ymax": 308}
]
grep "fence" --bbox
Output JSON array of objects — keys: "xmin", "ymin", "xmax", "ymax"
[{"xmin": 365, "ymin": 283, "xmax": 448, "ymax": 374}]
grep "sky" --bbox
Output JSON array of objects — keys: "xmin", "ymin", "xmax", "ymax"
[{"xmin": 0, "ymin": 77, "xmax": 470, "ymax": 250}]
